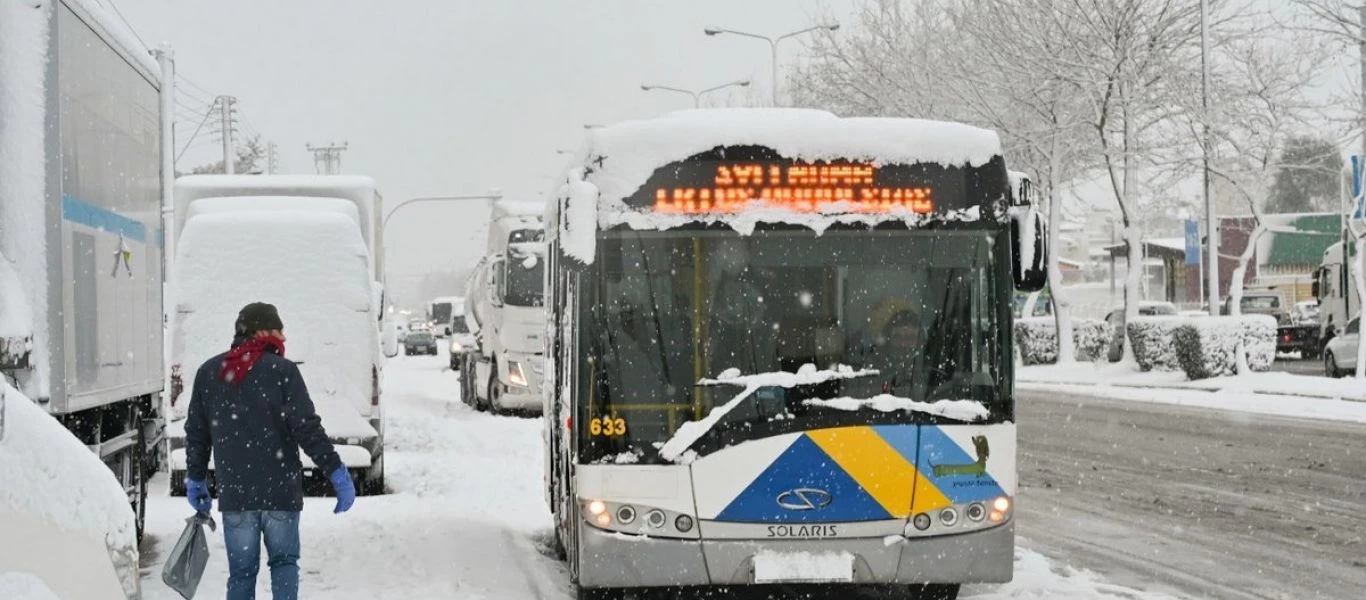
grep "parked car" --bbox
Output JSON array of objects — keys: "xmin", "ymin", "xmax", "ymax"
[
  {"xmin": 1105, "ymin": 301, "xmax": 1180, "ymax": 361},
  {"xmin": 405, "ymin": 330, "xmax": 439, "ymax": 355},
  {"xmin": 1291, "ymin": 300, "xmax": 1321, "ymax": 326},
  {"xmin": 1222, "ymin": 291, "xmax": 1288, "ymax": 323},
  {"xmin": 1324, "ymin": 317, "xmax": 1360, "ymax": 378}
]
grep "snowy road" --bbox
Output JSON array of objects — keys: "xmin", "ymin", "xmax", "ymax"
[
  {"xmin": 1017, "ymin": 388, "xmax": 1366, "ymax": 600},
  {"xmin": 137, "ymin": 350, "xmax": 1185, "ymax": 599}
]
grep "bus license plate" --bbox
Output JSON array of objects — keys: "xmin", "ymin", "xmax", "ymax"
[{"xmin": 753, "ymin": 551, "xmax": 854, "ymax": 584}]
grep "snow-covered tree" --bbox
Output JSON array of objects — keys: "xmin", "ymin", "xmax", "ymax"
[{"xmin": 1267, "ymin": 136, "xmax": 1345, "ymax": 213}]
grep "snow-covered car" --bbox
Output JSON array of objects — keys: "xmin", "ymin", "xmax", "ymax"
[
  {"xmin": 1323, "ymin": 316, "xmax": 1360, "ymax": 378},
  {"xmin": 1104, "ymin": 301, "xmax": 1179, "ymax": 361},
  {"xmin": 404, "ymin": 330, "xmax": 439, "ymax": 355},
  {"xmin": 1291, "ymin": 300, "xmax": 1321, "ymax": 326},
  {"xmin": 1, "ymin": 383, "xmax": 140, "ymax": 599}
]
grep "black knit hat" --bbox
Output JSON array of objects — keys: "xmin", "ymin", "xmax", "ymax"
[{"xmin": 236, "ymin": 302, "xmax": 284, "ymax": 336}]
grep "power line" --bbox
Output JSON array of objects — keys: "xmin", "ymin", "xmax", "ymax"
[
  {"xmin": 176, "ymin": 85, "xmax": 216, "ymax": 107},
  {"xmin": 99, "ymin": 0, "xmax": 149, "ymax": 52},
  {"xmin": 176, "ymin": 98, "xmax": 218, "ymax": 163},
  {"xmin": 178, "ymin": 76, "xmax": 218, "ymax": 100}
]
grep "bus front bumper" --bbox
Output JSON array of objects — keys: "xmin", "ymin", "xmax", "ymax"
[{"xmin": 577, "ymin": 521, "xmax": 1014, "ymax": 588}]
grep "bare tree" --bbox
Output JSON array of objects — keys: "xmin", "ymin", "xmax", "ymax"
[{"xmin": 941, "ymin": 0, "xmax": 1094, "ymax": 362}]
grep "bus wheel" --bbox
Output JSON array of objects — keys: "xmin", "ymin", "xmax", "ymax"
[
  {"xmin": 575, "ymin": 587, "xmax": 624, "ymax": 600},
  {"xmin": 908, "ymin": 583, "xmax": 960, "ymax": 600}
]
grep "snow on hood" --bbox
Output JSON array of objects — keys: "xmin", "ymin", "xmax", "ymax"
[
  {"xmin": 584, "ymin": 109, "xmax": 1002, "ymax": 208},
  {"xmin": 657, "ymin": 364, "xmax": 878, "ymax": 461},
  {"xmin": 1, "ymin": 382, "xmax": 139, "ymax": 598},
  {"xmin": 0, "ymin": 573, "xmax": 61, "ymax": 600},
  {"xmin": 803, "ymin": 396, "xmax": 989, "ymax": 422},
  {"xmin": 171, "ymin": 207, "xmax": 379, "ymax": 433}
]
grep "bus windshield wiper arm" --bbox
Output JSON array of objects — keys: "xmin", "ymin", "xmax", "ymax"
[{"xmin": 659, "ymin": 365, "xmax": 877, "ymax": 461}]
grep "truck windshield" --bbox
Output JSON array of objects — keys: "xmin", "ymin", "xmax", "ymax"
[
  {"xmin": 579, "ymin": 228, "xmax": 1009, "ymax": 463},
  {"xmin": 505, "ymin": 251, "xmax": 544, "ymax": 307}
]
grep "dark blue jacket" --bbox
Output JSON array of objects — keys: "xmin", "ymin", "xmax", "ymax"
[{"xmin": 185, "ymin": 339, "xmax": 343, "ymax": 512}]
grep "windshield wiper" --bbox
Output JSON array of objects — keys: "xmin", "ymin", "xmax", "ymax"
[{"xmin": 658, "ymin": 364, "xmax": 877, "ymax": 461}]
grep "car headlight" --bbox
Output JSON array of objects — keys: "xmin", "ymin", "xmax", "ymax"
[
  {"xmin": 508, "ymin": 361, "xmax": 529, "ymax": 387},
  {"xmin": 450, "ymin": 340, "xmax": 463, "ymax": 352}
]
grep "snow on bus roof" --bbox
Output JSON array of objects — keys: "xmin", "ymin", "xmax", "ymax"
[{"xmin": 583, "ymin": 109, "xmax": 1002, "ymax": 206}]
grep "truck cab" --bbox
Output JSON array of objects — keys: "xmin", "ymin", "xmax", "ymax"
[{"xmin": 458, "ymin": 201, "xmax": 547, "ymax": 414}]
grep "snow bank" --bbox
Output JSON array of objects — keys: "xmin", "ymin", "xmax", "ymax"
[
  {"xmin": 1127, "ymin": 317, "xmax": 1184, "ymax": 372},
  {"xmin": 1173, "ymin": 316, "xmax": 1276, "ymax": 379},
  {"xmin": 1015, "ymin": 318, "xmax": 1112, "ymax": 365},
  {"xmin": 0, "ymin": 0, "xmax": 52, "ymax": 397},
  {"xmin": 171, "ymin": 204, "xmax": 378, "ymax": 433},
  {"xmin": 967, "ymin": 547, "xmax": 1182, "ymax": 599},
  {"xmin": 803, "ymin": 396, "xmax": 989, "ymax": 421},
  {"xmin": 587, "ymin": 109, "xmax": 1001, "ymax": 208},
  {"xmin": 0, "ymin": 573, "xmax": 60, "ymax": 600},
  {"xmin": 0, "ymin": 382, "xmax": 138, "ymax": 598},
  {"xmin": 657, "ymin": 364, "xmax": 877, "ymax": 461}
]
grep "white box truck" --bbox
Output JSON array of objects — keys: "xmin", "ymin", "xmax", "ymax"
[
  {"xmin": 457, "ymin": 200, "xmax": 547, "ymax": 414},
  {"xmin": 165, "ymin": 179, "xmax": 394, "ymax": 495},
  {"xmin": 0, "ymin": 0, "xmax": 165, "ymax": 545}
]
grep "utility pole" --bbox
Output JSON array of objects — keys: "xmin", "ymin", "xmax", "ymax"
[
  {"xmin": 217, "ymin": 95, "xmax": 236, "ymax": 174},
  {"xmin": 1200, "ymin": 0, "xmax": 1220, "ymax": 315},
  {"xmin": 307, "ymin": 142, "xmax": 348, "ymax": 175}
]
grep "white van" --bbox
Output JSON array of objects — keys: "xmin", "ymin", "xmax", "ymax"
[{"xmin": 167, "ymin": 197, "xmax": 386, "ymax": 494}]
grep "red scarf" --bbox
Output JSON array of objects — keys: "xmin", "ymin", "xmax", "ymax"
[{"xmin": 219, "ymin": 336, "xmax": 285, "ymax": 385}]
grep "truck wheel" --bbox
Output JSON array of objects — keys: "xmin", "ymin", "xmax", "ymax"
[
  {"xmin": 363, "ymin": 456, "xmax": 386, "ymax": 496},
  {"xmin": 488, "ymin": 374, "xmax": 503, "ymax": 414},
  {"xmin": 908, "ymin": 583, "xmax": 961, "ymax": 600},
  {"xmin": 575, "ymin": 587, "xmax": 624, "ymax": 600}
]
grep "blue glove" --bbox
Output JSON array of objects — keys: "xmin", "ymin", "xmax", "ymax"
[
  {"xmin": 185, "ymin": 478, "xmax": 212, "ymax": 514},
  {"xmin": 329, "ymin": 467, "xmax": 355, "ymax": 514}
]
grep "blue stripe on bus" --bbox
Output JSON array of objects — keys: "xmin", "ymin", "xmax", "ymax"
[{"xmin": 62, "ymin": 194, "xmax": 148, "ymax": 243}]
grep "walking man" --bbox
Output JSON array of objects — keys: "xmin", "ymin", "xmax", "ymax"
[{"xmin": 184, "ymin": 302, "xmax": 356, "ymax": 600}]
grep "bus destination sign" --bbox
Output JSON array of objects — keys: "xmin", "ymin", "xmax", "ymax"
[{"xmin": 651, "ymin": 162, "xmax": 934, "ymax": 215}]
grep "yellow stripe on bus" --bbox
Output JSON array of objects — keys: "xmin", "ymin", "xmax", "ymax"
[{"xmin": 807, "ymin": 428, "xmax": 917, "ymax": 518}]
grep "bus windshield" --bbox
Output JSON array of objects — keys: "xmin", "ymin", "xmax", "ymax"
[{"xmin": 579, "ymin": 228, "xmax": 1009, "ymax": 464}]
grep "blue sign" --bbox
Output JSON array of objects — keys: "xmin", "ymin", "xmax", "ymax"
[
  {"xmin": 1184, "ymin": 219, "xmax": 1200, "ymax": 266},
  {"xmin": 1354, "ymin": 156, "xmax": 1364, "ymax": 220}
]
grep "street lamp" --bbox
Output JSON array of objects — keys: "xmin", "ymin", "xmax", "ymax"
[
  {"xmin": 703, "ymin": 23, "xmax": 839, "ymax": 106},
  {"xmin": 640, "ymin": 80, "xmax": 751, "ymax": 108}
]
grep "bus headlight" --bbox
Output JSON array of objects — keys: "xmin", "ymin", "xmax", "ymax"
[
  {"xmin": 580, "ymin": 500, "xmax": 697, "ymax": 539},
  {"xmin": 966, "ymin": 503, "xmax": 986, "ymax": 522},
  {"xmin": 508, "ymin": 361, "xmax": 529, "ymax": 387},
  {"xmin": 645, "ymin": 509, "xmax": 667, "ymax": 529},
  {"xmin": 616, "ymin": 505, "xmax": 637, "ymax": 524}
]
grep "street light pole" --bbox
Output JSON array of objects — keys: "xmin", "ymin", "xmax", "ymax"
[
  {"xmin": 704, "ymin": 24, "xmax": 839, "ymax": 106},
  {"xmin": 1200, "ymin": 0, "xmax": 1219, "ymax": 315},
  {"xmin": 380, "ymin": 192, "xmax": 503, "ymax": 290},
  {"xmin": 641, "ymin": 80, "xmax": 751, "ymax": 108}
]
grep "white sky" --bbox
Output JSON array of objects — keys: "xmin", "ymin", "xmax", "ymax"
[{"xmin": 118, "ymin": 0, "xmax": 859, "ymax": 306}]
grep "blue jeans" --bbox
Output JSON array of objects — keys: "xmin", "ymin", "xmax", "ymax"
[{"xmin": 222, "ymin": 511, "xmax": 301, "ymax": 600}]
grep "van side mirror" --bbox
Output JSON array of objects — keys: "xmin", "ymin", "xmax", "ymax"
[{"xmin": 1010, "ymin": 206, "xmax": 1048, "ymax": 292}]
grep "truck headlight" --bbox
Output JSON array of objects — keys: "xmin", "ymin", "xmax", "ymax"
[{"xmin": 508, "ymin": 361, "xmax": 529, "ymax": 387}]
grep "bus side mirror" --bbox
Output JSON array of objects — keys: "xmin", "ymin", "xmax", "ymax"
[{"xmin": 1011, "ymin": 207, "xmax": 1048, "ymax": 292}]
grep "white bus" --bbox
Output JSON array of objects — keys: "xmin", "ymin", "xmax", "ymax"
[{"xmin": 543, "ymin": 109, "xmax": 1047, "ymax": 599}]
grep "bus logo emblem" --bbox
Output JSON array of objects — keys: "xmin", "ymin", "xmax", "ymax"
[{"xmin": 776, "ymin": 488, "xmax": 833, "ymax": 511}]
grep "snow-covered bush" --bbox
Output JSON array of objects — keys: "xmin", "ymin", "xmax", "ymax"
[
  {"xmin": 1127, "ymin": 317, "xmax": 1184, "ymax": 372},
  {"xmin": 1173, "ymin": 315, "xmax": 1276, "ymax": 379},
  {"xmin": 1014, "ymin": 317, "xmax": 1113, "ymax": 365}
]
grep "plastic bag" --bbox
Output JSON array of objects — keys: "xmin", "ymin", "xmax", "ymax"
[{"xmin": 161, "ymin": 512, "xmax": 216, "ymax": 599}]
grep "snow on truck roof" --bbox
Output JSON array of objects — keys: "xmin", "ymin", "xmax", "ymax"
[
  {"xmin": 579, "ymin": 109, "xmax": 1003, "ymax": 206},
  {"xmin": 185, "ymin": 196, "xmax": 361, "ymax": 224}
]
